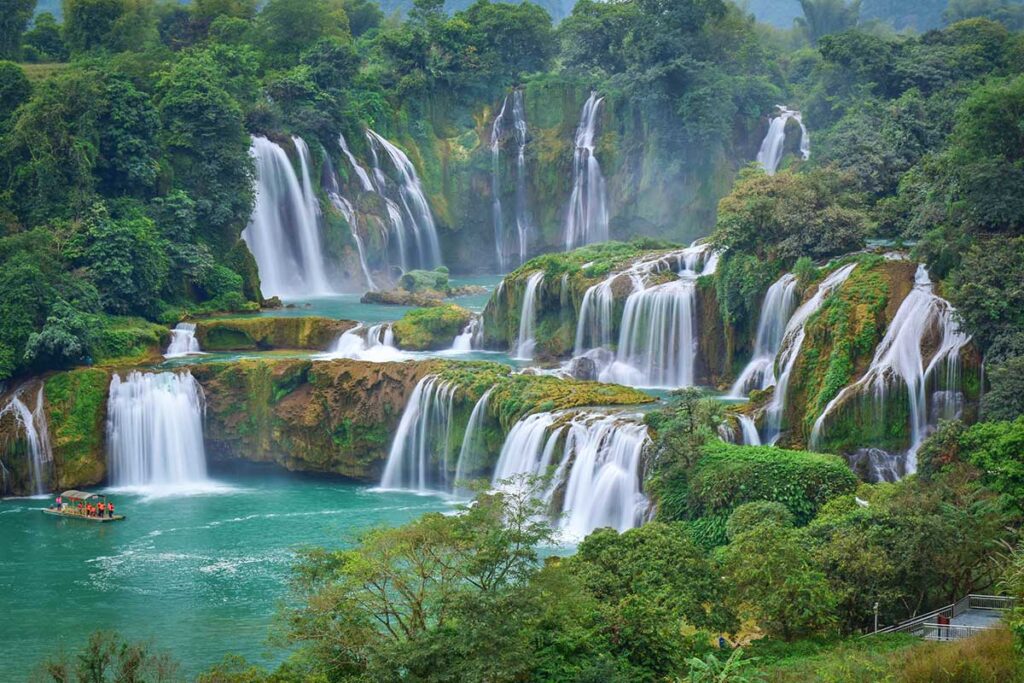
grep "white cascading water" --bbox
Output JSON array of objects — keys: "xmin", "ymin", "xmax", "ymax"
[
  {"xmin": 164, "ymin": 323, "xmax": 203, "ymax": 359},
  {"xmin": 729, "ymin": 273, "xmax": 799, "ymax": 397},
  {"xmin": 809, "ymin": 265, "xmax": 970, "ymax": 473},
  {"xmin": 598, "ymin": 244, "xmax": 718, "ymax": 389},
  {"xmin": 756, "ymin": 106, "xmax": 810, "ymax": 175},
  {"xmin": 319, "ymin": 324, "xmax": 406, "ymax": 363},
  {"xmin": 513, "ymin": 271, "xmax": 545, "ymax": 360},
  {"xmin": 106, "ymin": 372, "xmax": 209, "ymax": 491},
  {"xmin": 452, "ymin": 387, "xmax": 495, "ymax": 495},
  {"xmin": 763, "ymin": 263, "xmax": 857, "ymax": 443},
  {"xmin": 243, "ymin": 136, "xmax": 334, "ymax": 299},
  {"xmin": 511, "ymin": 90, "xmax": 532, "ymax": 266},
  {"xmin": 450, "ymin": 315, "xmax": 483, "ymax": 353},
  {"xmin": 379, "ymin": 376, "xmax": 457, "ymax": 493},
  {"xmin": 0, "ymin": 386, "xmax": 53, "ymax": 495},
  {"xmin": 491, "ymin": 95, "xmax": 510, "ymax": 272},
  {"xmin": 491, "ymin": 410, "xmax": 650, "ymax": 538},
  {"xmin": 564, "ymin": 92, "xmax": 609, "ymax": 250},
  {"xmin": 737, "ymin": 415, "xmax": 761, "ymax": 446},
  {"xmin": 338, "ymin": 133, "xmax": 374, "ymax": 192},
  {"xmin": 366, "ymin": 130, "xmax": 442, "ymax": 270},
  {"xmin": 323, "ymin": 154, "xmax": 377, "ymax": 291}
]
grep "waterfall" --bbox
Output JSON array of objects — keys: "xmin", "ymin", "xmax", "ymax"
[
  {"xmin": 564, "ymin": 92, "xmax": 609, "ymax": 250},
  {"xmin": 730, "ymin": 273, "xmax": 799, "ymax": 397},
  {"xmin": 0, "ymin": 387, "xmax": 53, "ymax": 495},
  {"xmin": 737, "ymin": 415, "xmax": 761, "ymax": 446},
  {"xmin": 756, "ymin": 106, "xmax": 810, "ymax": 175},
  {"xmin": 366, "ymin": 130, "xmax": 442, "ymax": 270},
  {"xmin": 511, "ymin": 90, "xmax": 532, "ymax": 265},
  {"xmin": 451, "ymin": 315, "xmax": 482, "ymax": 353},
  {"xmin": 491, "ymin": 95, "xmax": 510, "ymax": 272},
  {"xmin": 164, "ymin": 323, "xmax": 203, "ymax": 359},
  {"xmin": 491, "ymin": 410, "xmax": 650, "ymax": 538},
  {"xmin": 513, "ymin": 272, "xmax": 545, "ymax": 360},
  {"xmin": 243, "ymin": 136, "xmax": 334, "ymax": 299},
  {"xmin": 106, "ymin": 372, "xmax": 209, "ymax": 491},
  {"xmin": 763, "ymin": 263, "xmax": 857, "ymax": 443},
  {"xmin": 452, "ymin": 387, "xmax": 495, "ymax": 494},
  {"xmin": 379, "ymin": 376, "xmax": 457, "ymax": 493},
  {"xmin": 338, "ymin": 133, "xmax": 374, "ymax": 192},
  {"xmin": 809, "ymin": 265, "xmax": 971, "ymax": 473},
  {"xmin": 320, "ymin": 324, "xmax": 406, "ymax": 362},
  {"xmin": 323, "ymin": 154, "xmax": 377, "ymax": 291},
  {"xmin": 597, "ymin": 244, "xmax": 718, "ymax": 389}
]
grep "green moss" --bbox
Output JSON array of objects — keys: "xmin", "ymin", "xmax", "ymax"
[
  {"xmin": 44, "ymin": 368, "xmax": 110, "ymax": 488},
  {"xmin": 392, "ymin": 304, "xmax": 472, "ymax": 351},
  {"xmin": 91, "ymin": 316, "xmax": 167, "ymax": 366}
]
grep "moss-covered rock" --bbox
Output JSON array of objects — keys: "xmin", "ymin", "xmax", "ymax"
[
  {"xmin": 393, "ymin": 305, "xmax": 473, "ymax": 350},
  {"xmin": 92, "ymin": 316, "xmax": 167, "ymax": 366},
  {"xmin": 44, "ymin": 368, "xmax": 110, "ymax": 489},
  {"xmin": 194, "ymin": 317, "xmax": 355, "ymax": 352}
]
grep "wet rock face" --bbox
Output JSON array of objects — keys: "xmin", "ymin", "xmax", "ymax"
[
  {"xmin": 194, "ymin": 317, "xmax": 357, "ymax": 351},
  {"xmin": 192, "ymin": 359, "xmax": 444, "ymax": 481}
]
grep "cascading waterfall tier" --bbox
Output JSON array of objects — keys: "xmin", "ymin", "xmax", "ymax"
[
  {"xmin": 564, "ymin": 92, "xmax": 609, "ymax": 250},
  {"xmin": 736, "ymin": 415, "xmax": 761, "ymax": 446},
  {"xmin": 319, "ymin": 324, "xmax": 406, "ymax": 363},
  {"xmin": 572, "ymin": 244, "xmax": 718, "ymax": 389},
  {"xmin": 452, "ymin": 387, "xmax": 495, "ymax": 495},
  {"xmin": 379, "ymin": 376, "xmax": 458, "ymax": 493},
  {"xmin": 763, "ymin": 263, "xmax": 857, "ymax": 443},
  {"xmin": 451, "ymin": 315, "xmax": 483, "ymax": 353},
  {"xmin": 106, "ymin": 371, "xmax": 209, "ymax": 491},
  {"xmin": 730, "ymin": 273, "xmax": 799, "ymax": 397},
  {"xmin": 323, "ymin": 152, "xmax": 377, "ymax": 291},
  {"xmin": 514, "ymin": 271, "xmax": 545, "ymax": 360},
  {"xmin": 366, "ymin": 130, "xmax": 442, "ymax": 271},
  {"xmin": 243, "ymin": 136, "xmax": 335, "ymax": 299},
  {"xmin": 164, "ymin": 323, "xmax": 203, "ymax": 359},
  {"xmin": 491, "ymin": 410, "xmax": 651, "ymax": 539},
  {"xmin": 490, "ymin": 90, "xmax": 533, "ymax": 271},
  {"xmin": 0, "ymin": 386, "xmax": 53, "ymax": 495},
  {"xmin": 756, "ymin": 106, "xmax": 810, "ymax": 175},
  {"xmin": 809, "ymin": 265, "xmax": 971, "ymax": 474}
]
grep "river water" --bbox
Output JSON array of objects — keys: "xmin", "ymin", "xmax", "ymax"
[{"xmin": 0, "ymin": 463, "xmax": 450, "ymax": 679}]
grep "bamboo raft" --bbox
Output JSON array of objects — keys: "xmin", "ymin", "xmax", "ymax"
[
  {"xmin": 42, "ymin": 490, "xmax": 125, "ymax": 522},
  {"xmin": 42, "ymin": 508, "xmax": 125, "ymax": 522}
]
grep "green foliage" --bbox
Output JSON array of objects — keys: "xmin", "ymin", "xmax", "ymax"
[
  {"xmin": 726, "ymin": 501, "xmax": 795, "ymax": 541},
  {"xmin": 946, "ymin": 236, "xmax": 1024, "ymax": 351},
  {"xmin": 0, "ymin": 0, "xmax": 35, "ymax": 59},
  {"xmin": 23, "ymin": 300, "xmax": 95, "ymax": 370},
  {"xmin": 722, "ymin": 521, "xmax": 839, "ymax": 641},
  {"xmin": 67, "ymin": 202, "xmax": 169, "ymax": 316},
  {"xmin": 957, "ymin": 417, "xmax": 1024, "ymax": 505},
  {"xmin": 22, "ymin": 12, "xmax": 69, "ymax": 63},
  {"xmin": 44, "ymin": 367, "xmax": 109, "ymax": 481},
  {"xmin": 39, "ymin": 630, "xmax": 180, "ymax": 682},
  {"xmin": 984, "ymin": 356, "xmax": 1024, "ymax": 421},
  {"xmin": 398, "ymin": 266, "xmax": 449, "ymax": 293},
  {"xmin": 0, "ymin": 61, "xmax": 30, "ymax": 121},
  {"xmin": 797, "ymin": 0, "xmax": 861, "ymax": 45},
  {"xmin": 713, "ymin": 167, "xmax": 870, "ymax": 268},
  {"xmin": 63, "ymin": 0, "xmax": 126, "ymax": 54},
  {"xmin": 392, "ymin": 304, "xmax": 471, "ymax": 351},
  {"xmin": 566, "ymin": 522, "xmax": 735, "ymax": 679},
  {"xmin": 256, "ymin": 0, "xmax": 349, "ymax": 68},
  {"xmin": 688, "ymin": 441, "xmax": 858, "ymax": 525}
]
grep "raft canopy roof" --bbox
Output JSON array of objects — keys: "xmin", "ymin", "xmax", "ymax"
[{"xmin": 60, "ymin": 490, "xmax": 103, "ymax": 501}]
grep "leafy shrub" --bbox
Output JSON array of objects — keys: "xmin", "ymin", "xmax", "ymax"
[
  {"xmin": 688, "ymin": 441, "xmax": 858, "ymax": 524},
  {"xmin": 726, "ymin": 501, "xmax": 795, "ymax": 541},
  {"xmin": 392, "ymin": 304, "xmax": 472, "ymax": 350}
]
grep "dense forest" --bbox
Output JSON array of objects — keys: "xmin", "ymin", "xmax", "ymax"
[{"xmin": 2, "ymin": 0, "xmax": 1024, "ymax": 680}]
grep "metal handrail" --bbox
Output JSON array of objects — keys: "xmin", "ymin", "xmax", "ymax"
[{"xmin": 869, "ymin": 594, "xmax": 1015, "ymax": 636}]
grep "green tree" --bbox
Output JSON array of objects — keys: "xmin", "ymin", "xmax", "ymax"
[
  {"xmin": 23, "ymin": 299, "xmax": 95, "ymax": 369},
  {"xmin": 722, "ymin": 521, "xmax": 838, "ymax": 641},
  {"xmin": 156, "ymin": 47, "xmax": 254, "ymax": 251},
  {"xmin": 0, "ymin": 61, "xmax": 31, "ymax": 122},
  {"xmin": 255, "ymin": 0, "xmax": 350, "ymax": 68},
  {"xmin": 983, "ymin": 357, "xmax": 1024, "ymax": 421},
  {"xmin": 67, "ymin": 202, "xmax": 168, "ymax": 316},
  {"xmin": 63, "ymin": 0, "xmax": 125, "ymax": 53},
  {"xmin": 40, "ymin": 630, "xmax": 179, "ymax": 682},
  {"xmin": 21, "ymin": 12, "xmax": 68, "ymax": 62},
  {"xmin": 797, "ymin": 0, "xmax": 861, "ymax": 45},
  {"xmin": 0, "ymin": 0, "xmax": 35, "ymax": 59}
]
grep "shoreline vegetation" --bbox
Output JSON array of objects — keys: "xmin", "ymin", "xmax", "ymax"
[{"xmin": 1, "ymin": 0, "xmax": 1024, "ymax": 679}]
